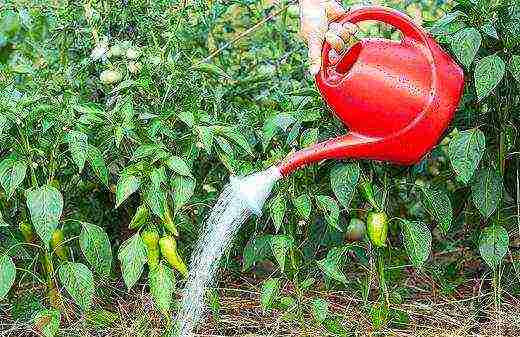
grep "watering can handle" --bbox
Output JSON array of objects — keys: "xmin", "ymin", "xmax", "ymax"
[{"xmin": 321, "ymin": 6, "xmax": 436, "ymax": 79}]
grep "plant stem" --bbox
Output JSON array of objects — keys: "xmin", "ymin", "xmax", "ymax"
[{"xmin": 376, "ymin": 248, "xmax": 389, "ymax": 307}]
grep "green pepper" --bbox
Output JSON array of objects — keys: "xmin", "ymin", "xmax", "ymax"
[
  {"xmin": 161, "ymin": 200, "xmax": 178, "ymax": 236},
  {"xmin": 19, "ymin": 220, "xmax": 35, "ymax": 243},
  {"xmin": 345, "ymin": 218, "xmax": 366, "ymax": 242},
  {"xmin": 50, "ymin": 229, "xmax": 68, "ymax": 261},
  {"xmin": 129, "ymin": 204, "xmax": 149, "ymax": 229},
  {"xmin": 367, "ymin": 212, "xmax": 388, "ymax": 248},
  {"xmin": 159, "ymin": 235, "xmax": 188, "ymax": 278},
  {"xmin": 141, "ymin": 226, "xmax": 160, "ymax": 270}
]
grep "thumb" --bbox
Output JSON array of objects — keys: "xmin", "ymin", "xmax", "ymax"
[
  {"xmin": 308, "ymin": 32, "xmax": 324, "ymax": 75},
  {"xmin": 324, "ymin": 0, "xmax": 347, "ymax": 22}
]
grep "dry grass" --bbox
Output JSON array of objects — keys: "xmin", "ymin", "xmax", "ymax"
[{"xmin": 2, "ymin": 279, "xmax": 519, "ymax": 337}]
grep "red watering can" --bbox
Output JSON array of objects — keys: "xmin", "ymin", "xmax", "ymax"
[{"xmin": 278, "ymin": 6, "xmax": 464, "ymax": 176}]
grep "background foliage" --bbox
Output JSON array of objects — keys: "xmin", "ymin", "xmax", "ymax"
[{"xmin": 0, "ymin": 0, "xmax": 519, "ymax": 336}]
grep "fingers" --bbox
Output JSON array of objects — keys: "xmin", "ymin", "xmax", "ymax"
[
  {"xmin": 325, "ymin": 21, "xmax": 359, "ymax": 59},
  {"xmin": 308, "ymin": 33, "xmax": 324, "ymax": 75},
  {"xmin": 323, "ymin": 0, "xmax": 347, "ymax": 22}
]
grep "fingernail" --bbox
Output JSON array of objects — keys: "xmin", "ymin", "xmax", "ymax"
[{"xmin": 310, "ymin": 64, "xmax": 320, "ymax": 75}]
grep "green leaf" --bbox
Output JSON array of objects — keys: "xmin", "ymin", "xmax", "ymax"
[
  {"xmin": 481, "ymin": 23, "xmax": 498, "ymax": 39},
  {"xmin": 178, "ymin": 110, "xmax": 194, "ymax": 127},
  {"xmin": 33, "ymin": 309, "xmax": 61, "ymax": 337},
  {"xmin": 317, "ymin": 248, "xmax": 347, "ymax": 284},
  {"xmin": 220, "ymin": 126, "xmax": 254, "ymax": 156},
  {"xmin": 172, "ymin": 175, "xmax": 195, "ymax": 210},
  {"xmin": 474, "ymin": 54, "xmax": 506, "ymax": 101},
  {"xmin": 115, "ymin": 174, "xmax": 140, "ymax": 208},
  {"xmin": 448, "ymin": 128, "xmax": 485, "ymax": 184},
  {"xmin": 401, "ymin": 220, "xmax": 431, "ymax": 268},
  {"xmin": 58, "ymin": 262, "xmax": 94, "ymax": 311},
  {"xmin": 300, "ymin": 128, "xmax": 318, "ymax": 148},
  {"xmin": 242, "ymin": 235, "xmax": 273, "ymax": 271},
  {"xmin": 118, "ymin": 233, "xmax": 147, "ymax": 289},
  {"xmin": 451, "ymin": 28, "xmax": 481, "ymax": 68},
  {"xmin": 197, "ymin": 126, "xmax": 213, "ymax": 154},
  {"xmin": 471, "ymin": 167, "xmax": 503, "ymax": 218},
  {"xmin": 419, "ymin": 185, "xmax": 452, "ymax": 234},
  {"xmin": 87, "ymin": 145, "xmax": 109, "ymax": 186},
  {"xmin": 0, "ymin": 254, "xmax": 15, "ymax": 300},
  {"xmin": 509, "ymin": 55, "xmax": 520, "ymax": 84},
  {"xmin": 0, "ymin": 210, "xmax": 7, "ymax": 227},
  {"xmin": 269, "ymin": 193, "xmax": 286, "ymax": 232},
  {"xmin": 293, "ymin": 194, "xmax": 311, "ymax": 220},
  {"xmin": 148, "ymin": 262, "xmax": 176, "ymax": 315},
  {"xmin": 330, "ymin": 163, "xmax": 360, "ymax": 210},
  {"xmin": 165, "ymin": 156, "xmax": 192, "ymax": 177},
  {"xmin": 65, "ymin": 130, "xmax": 88, "ymax": 172},
  {"xmin": 260, "ymin": 278, "xmax": 280, "ymax": 312},
  {"xmin": 315, "ymin": 195, "xmax": 340, "ymax": 231},
  {"xmin": 269, "ymin": 235, "xmax": 293, "ymax": 272},
  {"xmin": 79, "ymin": 223, "xmax": 112, "ymax": 278},
  {"xmin": 144, "ymin": 184, "xmax": 166, "ymax": 219},
  {"xmin": 479, "ymin": 225, "xmax": 509, "ymax": 270},
  {"xmin": 26, "ymin": 185, "xmax": 63, "ymax": 245},
  {"xmin": 131, "ymin": 144, "xmax": 161, "ymax": 162},
  {"xmin": 0, "ymin": 156, "xmax": 27, "ymax": 199},
  {"xmin": 311, "ymin": 298, "xmax": 329, "ymax": 323}
]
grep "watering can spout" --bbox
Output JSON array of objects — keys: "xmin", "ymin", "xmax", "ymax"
[{"xmin": 278, "ymin": 133, "xmax": 378, "ymax": 177}]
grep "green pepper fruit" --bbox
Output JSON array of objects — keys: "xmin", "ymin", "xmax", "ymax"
[
  {"xmin": 159, "ymin": 236, "xmax": 188, "ymax": 278},
  {"xmin": 129, "ymin": 204, "xmax": 149, "ymax": 229},
  {"xmin": 19, "ymin": 220, "xmax": 35, "ymax": 243},
  {"xmin": 161, "ymin": 200, "xmax": 179, "ymax": 236},
  {"xmin": 142, "ymin": 227, "xmax": 160, "ymax": 270},
  {"xmin": 50, "ymin": 229, "xmax": 68, "ymax": 261},
  {"xmin": 367, "ymin": 212, "xmax": 388, "ymax": 248},
  {"xmin": 345, "ymin": 218, "xmax": 366, "ymax": 242}
]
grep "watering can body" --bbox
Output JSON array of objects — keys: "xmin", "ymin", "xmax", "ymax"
[{"xmin": 278, "ymin": 6, "xmax": 464, "ymax": 176}]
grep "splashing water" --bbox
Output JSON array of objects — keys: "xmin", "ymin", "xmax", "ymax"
[{"xmin": 176, "ymin": 166, "xmax": 282, "ymax": 337}]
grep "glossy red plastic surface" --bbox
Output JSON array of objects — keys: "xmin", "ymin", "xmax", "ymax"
[{"xmin": 278, "ymin": 6, "xmax": 464, "ymax": 176}]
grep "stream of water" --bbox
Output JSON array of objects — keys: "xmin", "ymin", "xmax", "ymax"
[{"xmin": 176, "ymin": 167, "xmax": 281, "ymax": 337}]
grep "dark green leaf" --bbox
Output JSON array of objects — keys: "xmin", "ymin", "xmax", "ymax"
[
  {"xmin": 269, "ymin": 235, "xmax": 293, "ymax": 272},
  {"xmin": 58, "ymin": 262, "xmax": 94, "ymax": 311},
  {"xmin": 448, "ymin": 129, "xmax": 485, "ymax": 184},
  {"xmin": 26, "ymin": 185, "xmax": 63, "ymax": 245},
  {"xmin": 474, "ymin": 54, "xmax": 506, "ymax": 101},
  {"xmin": 451, "ymin": 28, "xmax": 481, "ymax": 68},
  {"xmin": 0, "ymin": 156, "xmax": 27, "ymax": 199},
  {"xmin": 33, "ymin": 309, "xmax": 60, "ymax": 337},
  {"xmin": 330, "ymin": 163, "xmax": 360, "ymax": 210},
  {"xmin": 510, "ymin": 55, "xmax": 520, "ymax": 84},
  {"xmin": 118, "ymin": 233, "xmax": 147, "ymax": 289},
  {"xmin": 471, "ymin": 167, "xmax": 503, "ymax": 218},
  {"xmin": 87, "ymin": 145, "xmax": 109, "ymax": 186},
  {"xmin": 401, "ymin": 220, "xmax": 431, "ymax": 267},
  {"xmin": 419, "ymin": 185, "xmax": 452, "ymax": 233},
  {"xmin": 269, "ymin": 193, "xmax": 286, "ymax": 232},
  {"xmin": 293, "ymin": 193, "xmax": 311, "ymax": 220},
  {"xmin": 115, "ymin": 175, "xmax": 140, "ymax": 208},
  {"xmin": 65, "ymin": 130, "xmax": 88, "ymax": 172},
  {"xmin": 172, "ymin": 175, "xmax": 195, "ymax": 210},
  {"xmin": 0, "ymin": 254, "xmax": 15, "ymax": 300},
  {"xmin": 479, "ymin": 225, "xmax": 509, "ymax": 270},
  {"xmin": 260, "ymin": 278, "xmax": 280, "ymax": 312},
  {"xmin": 311, "ymin": 298, "xmax": 329, "ymax": 323},
  {"xmin": 79, "ymin": 223, "xmax": 112, "ymax": 278},
  {"xmin": 149, "ymin": 262, "xmax": 175, "ymax": 315},
  {"xmin": 315, "ymin": 195, "xmax": 340, "ymax": 231}
]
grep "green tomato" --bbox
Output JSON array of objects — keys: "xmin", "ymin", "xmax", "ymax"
[
  {"xmin": 366, "ymin": 211, "xmax": 388, "ymax": 248},
  {"xmin": 345, "ymin": 218, "xmax": 366, "ymax": 242}
]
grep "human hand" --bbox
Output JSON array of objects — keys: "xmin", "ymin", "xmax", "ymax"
[{"xmin": 299, "ymin": 0, "xmax": 359, "ymax": 75}]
